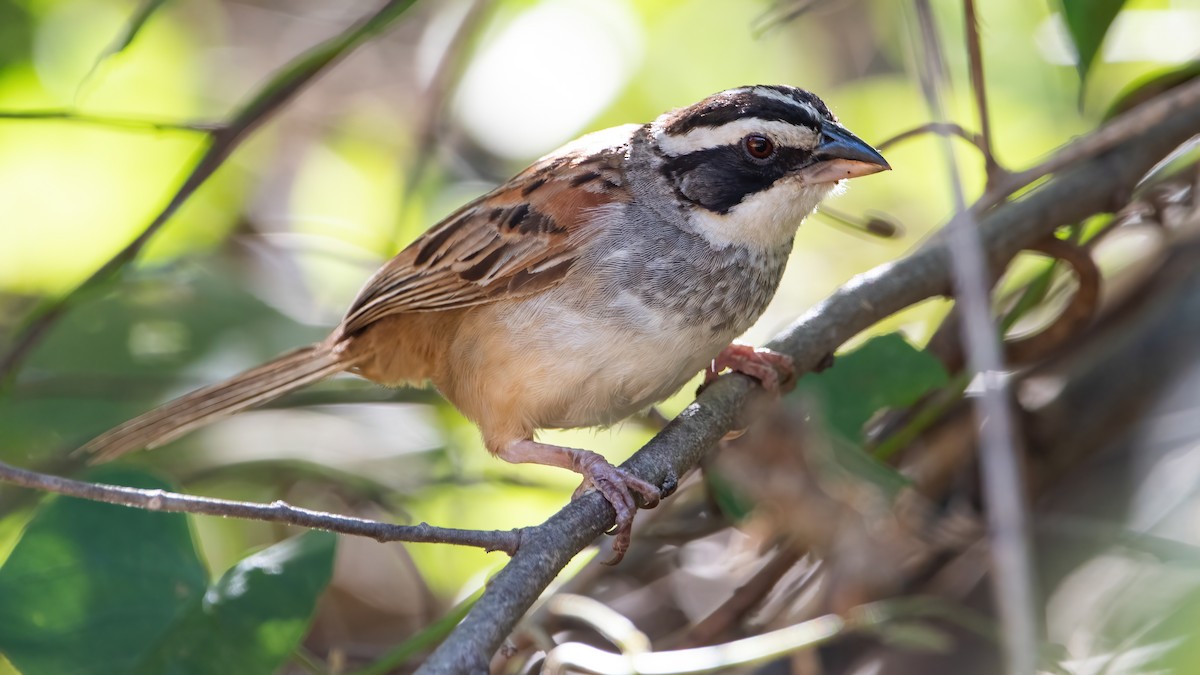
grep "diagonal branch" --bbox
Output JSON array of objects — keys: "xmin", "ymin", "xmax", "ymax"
[
  {"xmin": 0, "ymin": 459, "xmax": 521, "ymax": 554},
  {"xmin": 416, "ymin": 78, "xmax": 1200, "ymax": 674},
  {"xmin": 0, "ymin": 0, "xmax": 421, "ymax": 388}
]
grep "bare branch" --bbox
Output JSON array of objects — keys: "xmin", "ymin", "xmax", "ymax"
[
  {"xmin": 877, "ymin": 121, "xmax": 986, "ymax": 153},
  {"xmin": 416, "ymin": 68, "xmax": 1200, "ymax": 675},
  {"xmin": 0, "ymin": 110, "xmax": 220, "ymax": 133},
  {"xmin": 0, "ymin": 459, "xmax": 521, "ymax": 554},
  {"xmin": 751, "ymin": 0, "xmax": 838, "ymax": 37}
]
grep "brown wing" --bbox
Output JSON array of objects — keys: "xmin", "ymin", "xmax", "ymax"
[{"xmin": 340, "ymin": 125, "xmax": 639, "ymax": 336}]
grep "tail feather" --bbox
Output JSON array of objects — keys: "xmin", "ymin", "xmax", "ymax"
[{"xmin": 82, "ymin": 343, "xmax": 347, "ymax": 462}]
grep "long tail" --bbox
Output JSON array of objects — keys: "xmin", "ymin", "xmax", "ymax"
[{"xmin": 81, "ymin": 343, "xmax": 348, "ymax": 463}]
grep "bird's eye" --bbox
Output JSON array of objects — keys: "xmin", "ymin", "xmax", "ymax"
[{"xmin": 743, "ymin": 134, "xmax": 775, "ymax": 160}]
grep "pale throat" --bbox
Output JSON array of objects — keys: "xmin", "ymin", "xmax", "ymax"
[{"xmin": 684, "ymin": 179, "xmax": 837, "ymax": 251}]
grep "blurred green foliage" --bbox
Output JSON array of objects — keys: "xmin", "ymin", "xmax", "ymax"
[
  {"xmin": 1, "ymin": 0, "xmax": 1198, "ymax": 671},
  {"xmin": 0, "ymin": 468, "xmax": 333, "ymax": 675},
  {"xmin": 710, "ymin": 333, "xmax": 946, "ymax": 520}
]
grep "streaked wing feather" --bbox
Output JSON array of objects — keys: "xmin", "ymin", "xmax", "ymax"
[{"xmin": 340, "ymin": 125, "xmax": 638, "ymax": 335}]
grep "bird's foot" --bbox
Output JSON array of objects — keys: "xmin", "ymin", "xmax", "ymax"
[
  {"xmin": 702, "ymin": 343, "xmax": 796, "ymax": 394},
  {"xmin": 495, "ymin": 440, "xmax": 661, "ymax": 564},
  {"xmin": 570, "ymin": 450, "xmax": 660, "ymax": 564}
]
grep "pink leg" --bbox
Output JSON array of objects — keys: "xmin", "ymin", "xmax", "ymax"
[
  {"xmin": 703, "ymin": 343, "xmax": 796, "ymax": 394},
  {"xmin": 495, "ymin": 440, "xmax": 661, "ymax": 563}
]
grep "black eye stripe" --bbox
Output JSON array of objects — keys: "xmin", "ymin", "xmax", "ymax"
[{"xmin": 661, "ymin": 143, "xmax": 811, "ymax": 214}]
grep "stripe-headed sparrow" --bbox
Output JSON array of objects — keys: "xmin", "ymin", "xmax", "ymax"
[{"xmin": 82, "ymin": 85, "xmax": 889, "ymax": 561}]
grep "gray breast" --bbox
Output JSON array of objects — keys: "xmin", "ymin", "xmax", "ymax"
[{"xmin": 582, "ymin": 218, "xmax": 793, "ymax": 337}]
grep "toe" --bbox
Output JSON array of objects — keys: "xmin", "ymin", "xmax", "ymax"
[
  {"xmin": 623, "ymin": 473, "xmax": 661, "ymax": 509},
  {"xmin": 605, "ymin": 526, "xmax": 632, "ymax": 565}
]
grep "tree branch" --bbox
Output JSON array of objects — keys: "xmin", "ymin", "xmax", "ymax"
[
  {"xmin": 0, "ymin": 459, "xmax": 521, "ymax": 554},
  {"xmin": 416, "ymin": 79, "xmax": 1200, "ymax": 673}
]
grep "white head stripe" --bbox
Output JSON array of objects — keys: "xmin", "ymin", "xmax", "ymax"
[
  {"xmin": 749, "ymin": 86, "xmax": 820, "ymax": 117},
  {"xmin": 654, "ymin": 118, "xmax": 820, "ymax": 157}
]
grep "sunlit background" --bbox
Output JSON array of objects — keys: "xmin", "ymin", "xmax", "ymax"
[{"xmin": 1, "ymin": 0, "xmax": 1199, "ymax": 671}]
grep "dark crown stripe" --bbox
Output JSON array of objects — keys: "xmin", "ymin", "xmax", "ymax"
[{"xmin": 662, "ymin": 87, "xmax": 833, "ymax": 136}]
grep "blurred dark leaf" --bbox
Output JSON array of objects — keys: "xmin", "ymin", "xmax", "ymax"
[
  {"xmin": 0, "ymin": 468, "xmax": 207, "ymax": 675},
  {"xmin": 0, "ymin": 467, "xmax": 336, "ymax": 675},
  {"xmin": 1059, "ymin": 0, "xmax": 1126, "ymax": 84},
  {"xmin": 1105, "ymin": 61, "xmax": 1200, "ymax": 121},
  {"xmin": 134, "ymin": 530, "xmax": 335, "ymax": 675}
]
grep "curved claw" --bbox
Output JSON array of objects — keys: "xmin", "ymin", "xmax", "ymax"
[
  {"xmin": 493, "ymin": 439, "xmax": 663, "ymax": 565},
  {"xmin": 703, "ymin": 343, "xmax": 796, "ymax": 394},
  {"xmin": 570, "ymin": 452, "xmax": 661, "ymax": 564}
]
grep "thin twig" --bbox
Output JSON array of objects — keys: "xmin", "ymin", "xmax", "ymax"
[
  {"xmin": 877, "ymin": 121, "xmax": 986, "ymax": 154},
  {"xmin": 962, "ymin": 0, "xmax": 1000, "ymax": 184},
  {"xmin": 0, "ymin": 110, "xmax": 221, "ymax": 133},
  {"xmin": 0, "ymin": 0, "xmax": 421, "ymax": 388},
  {"xmin": 912, "ymin": 2, "xmax": 1037, "ymax": 674},
  {"xmin": 0, "ymin": 459, "xmax": 522, "ymax": 554},
  {"xmin": 418, "ymin": 89, "xmax": 1200, "ymax": 672},
  {"xmin": 751, "ymin": 0, "xmax": 838, "ymax": 37},
  {"xmin": 76, "ymin": 0, "xmax": 176, "ymax": 102}
]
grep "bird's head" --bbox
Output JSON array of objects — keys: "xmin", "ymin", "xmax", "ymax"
[{"xmin": 648, "ymin": 85, "xmax": 889, "ymax": 249}]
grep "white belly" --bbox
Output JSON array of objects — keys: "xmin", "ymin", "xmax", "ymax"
[{"xmin": 486, "ymin": 289, "xmax": 733, "ymax": 429}]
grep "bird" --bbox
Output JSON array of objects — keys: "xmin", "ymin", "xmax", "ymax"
[{"xmin": 80, "ymin": 85, "xmax": 889, "ymax": 561}]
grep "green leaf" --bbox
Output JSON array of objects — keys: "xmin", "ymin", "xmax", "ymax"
[
  {"xmin": 1059, "ymin": 0, "xmax": 1127, "ymax": 84},
  {"xmin": 794, "ymin": 333, "xmax": 949, "ymax": 496},
  {"xmin": 795, "ymin": 333, "xmax": 948, "ymax": 444},
  {"xmin": 134, "ymin": 531, "xmax": 336, "ymax": 675},
  {"xmin": 0, "ymin": 469, "xmax": 336, "ymax": 675},
  {"xmin": 0, "ymin": 468, "xmax": 208, "ymax": 675}
]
